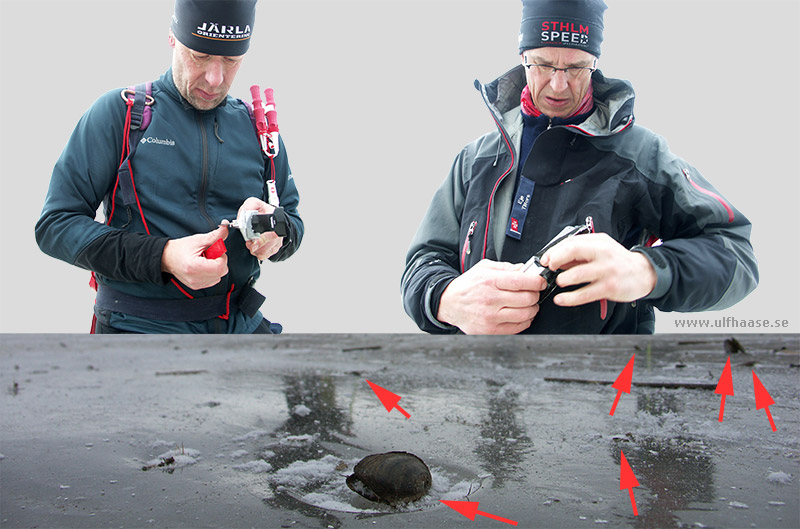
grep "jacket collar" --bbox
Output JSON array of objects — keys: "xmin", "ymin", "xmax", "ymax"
[{"xmin": 476, "ymin": 65, "xmax": 635, "ymax": 137}]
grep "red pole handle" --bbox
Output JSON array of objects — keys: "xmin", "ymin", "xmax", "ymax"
[
  {"xmin": 264, "ymin": 87, "xmax": 279, "ymax": 134},
  {"xmin": 250, "ymin": 85, "xmax": 267, "ymax": 135},
  {"xmin": 203, "ymin": 238, "xmax": 227, "ymax": 260}
]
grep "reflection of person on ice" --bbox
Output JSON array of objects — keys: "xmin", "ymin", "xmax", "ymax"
[
  {"xmin": 36, "ymin": 0, "xmax": 303, "ymax": 334},
  {"xmin": 402, "ymin": 0, "xmax": 758, "ymax": 335}
]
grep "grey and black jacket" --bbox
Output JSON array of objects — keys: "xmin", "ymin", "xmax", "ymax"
[{"xmin": 401, "ymin": 66, "xmax": 758, "ymax": 334}]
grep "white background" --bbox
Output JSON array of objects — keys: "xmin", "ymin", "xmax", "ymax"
[{"xmin": 1, "ymin": 0, "xmax": 798, "ymax": 333}]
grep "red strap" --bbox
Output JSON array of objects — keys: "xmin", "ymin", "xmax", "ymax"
[
  {"xmin": 586, "ymin": 216, "xmax": 609, "ymax": 321},
  {"xmin": 170, "ymin": 278, "xmax": 194, "ymax": 299},
  {"xmin": 218, "ymin": 283, "xmax": 235, "ymax": 320}
]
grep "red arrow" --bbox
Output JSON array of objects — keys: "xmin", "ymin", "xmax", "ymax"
[
  {"xmin": 715, "ymin": 356, "xmax": 735, "ymax": 422},
  {"xmin": 752, "ymin": 371, "xmax": 776, "ymax": 432},
  {"xmin": 440, "ymin": 500, "xmax": 518, "ymax": 526},
  {"xmin": 610, "ymin": 354, "xmax": 635, "ymax": 416},
  {"xmin": 365, "ymin": 380, "xmax": 410, "ymax": 419},
  {"xmin": 619, "ymin": 451, "xmax": 640, "ymax": 516}
]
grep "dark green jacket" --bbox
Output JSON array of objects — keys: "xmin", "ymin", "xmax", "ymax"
[{"xmin": 36, "ymin": 69, "xmax": 303, "ymax": 333}]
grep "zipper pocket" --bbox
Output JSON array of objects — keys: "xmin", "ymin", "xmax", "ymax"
[{"xmin": 682, "ymin": 168, "xmax": 734, "ymax": 223}]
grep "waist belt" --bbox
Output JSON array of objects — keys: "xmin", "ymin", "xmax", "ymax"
[{"xmin": 95, "ymin": 281, "xmax": 265, "ymax": 322}]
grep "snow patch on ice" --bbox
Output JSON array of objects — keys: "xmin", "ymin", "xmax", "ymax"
[
  {"xmin": 144, "ymin": 447, "xmax": 201, "ymax": 469},
  {"xmin": 728, "ymin": 501, "xmax": 749, "ymax": 509},
  {"xmin": 292, "ymin": 404, "xmax": 312, "ymax": 416},
  {"xmin": 172, "ymin": 454, "xmax": 199, "ymax": 467},
  {"xmin": 270, "ymin": 454, "xmax": 344, "ymax": 488},
  {"xmin": 229, "ymin": 449, "xmax": 249, "ymax": 459},
  {"xmin": 497, "ymin": 382, "xmax": 527, "ymax": 398},
  {"xmin": 430, "ymin": 467, "xmax": 476, "ymax": 501},
  {"xmin": 233, "ymin": 460, "xmax": 273, "ymax": 473},
  {"xmin": 766, "ymin": 471, "xmax": 793, "ymax": 484},
  {"xmin": 279, "ymin": 433, "xmax": 317, "ymax": 445},
  {"xmin": 300, "ymin": 493, "xmax": 367, "ymax": 513},
  {"xmin": 232, "ymin": 429, "xmax": 269, "ymax": 442},
  {"xmin": 151, "ymin": 439, "xmax": 175, "ymax": 450}
]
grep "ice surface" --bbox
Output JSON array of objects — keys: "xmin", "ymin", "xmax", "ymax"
[{"xmin": 3, "ymin": 334, "xmax": 798, "ymax": 529}]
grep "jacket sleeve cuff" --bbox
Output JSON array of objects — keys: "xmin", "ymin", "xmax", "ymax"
[
  {"xmin": 425, "ymin": 276, "xmax": 458, "ymax": 331},
  {"xmin": 631, "ymin": 245, "xmax": 672, "ymax": 301}
]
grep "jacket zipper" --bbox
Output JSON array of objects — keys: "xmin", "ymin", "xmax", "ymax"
[
  {"xmin": 196, "ymin": 113, "xmax": 216, "ymax": 230},
  {"xmin": 479, "ymin": 88, "xmax": 517, "ymax": 262},
  {"xmin": 461, "ymin": 220, "xmax": 478, "ymax": 272},
  {"xmin": 682, "ymin": 168, "xmax": 734, "ymax": 223}
]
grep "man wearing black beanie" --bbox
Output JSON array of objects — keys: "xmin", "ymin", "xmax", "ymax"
[
  {"xmin": 402, "ymin": 0, "xmax": 758, "ymax": 334},
  {"xmin": 36, "ymin": 0, "xmax": 305, "ymax": 333},
  {"xmin": 169, "ymin": 0, "xmax": 255, "ymax": 110}
]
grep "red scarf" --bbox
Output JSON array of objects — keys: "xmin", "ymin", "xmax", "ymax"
[{"xmin": 521, "ymin": 83, "xmax": 594, "ymax": 118}]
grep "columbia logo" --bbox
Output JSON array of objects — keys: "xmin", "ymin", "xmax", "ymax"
[{"xmin": 140, "ymin": 136, "xmax": 175, "ymax": 146}]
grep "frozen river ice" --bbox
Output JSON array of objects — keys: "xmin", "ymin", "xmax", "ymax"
[{"xmin": 1, "ymin": 334, "xmax": 798, "ymax": 528}]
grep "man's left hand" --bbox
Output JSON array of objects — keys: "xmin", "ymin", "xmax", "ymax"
[
  {"xmin": 236, "ymin": 197, "xmax": 283, "ymax": 260},
  {"xmin": 540, "ymin": 232, "xmax": 657, "ymax": 307}
]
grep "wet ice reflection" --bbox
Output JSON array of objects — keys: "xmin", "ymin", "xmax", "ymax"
[
  {"xmin": 474, "ymin": 380, "xmax": 534, "ymax": 489},
  {"xmin": 611, "ymin": 390, "xmax": 715, "ymax": 527}
]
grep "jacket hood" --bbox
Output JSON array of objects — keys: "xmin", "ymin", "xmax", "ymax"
[{"xmin": 475, "ymin": 65, "xmax": 635, "ymax": 137}]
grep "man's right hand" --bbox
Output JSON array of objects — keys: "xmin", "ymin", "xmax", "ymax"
[
  {"xmin": 436, "ymin": 259, "xmax": 547, "ymax": 335},
  {"xmin": 161, "ymin": 225, "xmax": 229, "ymax": 290}
]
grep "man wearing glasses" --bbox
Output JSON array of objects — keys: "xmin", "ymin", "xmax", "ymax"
[{"xmin": 401, "ymin": 0, "xmax": 758, "ymax": 334}]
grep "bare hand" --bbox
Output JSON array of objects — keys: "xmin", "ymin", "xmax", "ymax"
[
  {"xmin": 161, "ymin": 225, "xmax": 229, "ymax": 290},
  {"xmin": 540, "ymin": 232, "xmax": 657, "ymax": 307},
  {"xmin": 237, "ymin": 197, "xmax": 284, "ymax": 260},
  {"xmin": 437, "ymin": 259, "xmax": 547, "ymax": 335}
]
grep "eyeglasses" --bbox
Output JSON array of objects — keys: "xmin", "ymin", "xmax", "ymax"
[{"xmin": 523, "ymin": 59, "xmax": 597, "ymax": 80}]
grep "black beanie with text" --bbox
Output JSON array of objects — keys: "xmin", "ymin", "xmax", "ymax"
[
  {"xmin": 519, "ymin": 0, "xmax": 607, "ymax": 57},
  {"xmin": 171, "ymin": 0, "xmax": 257, "ymax": 56}
]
